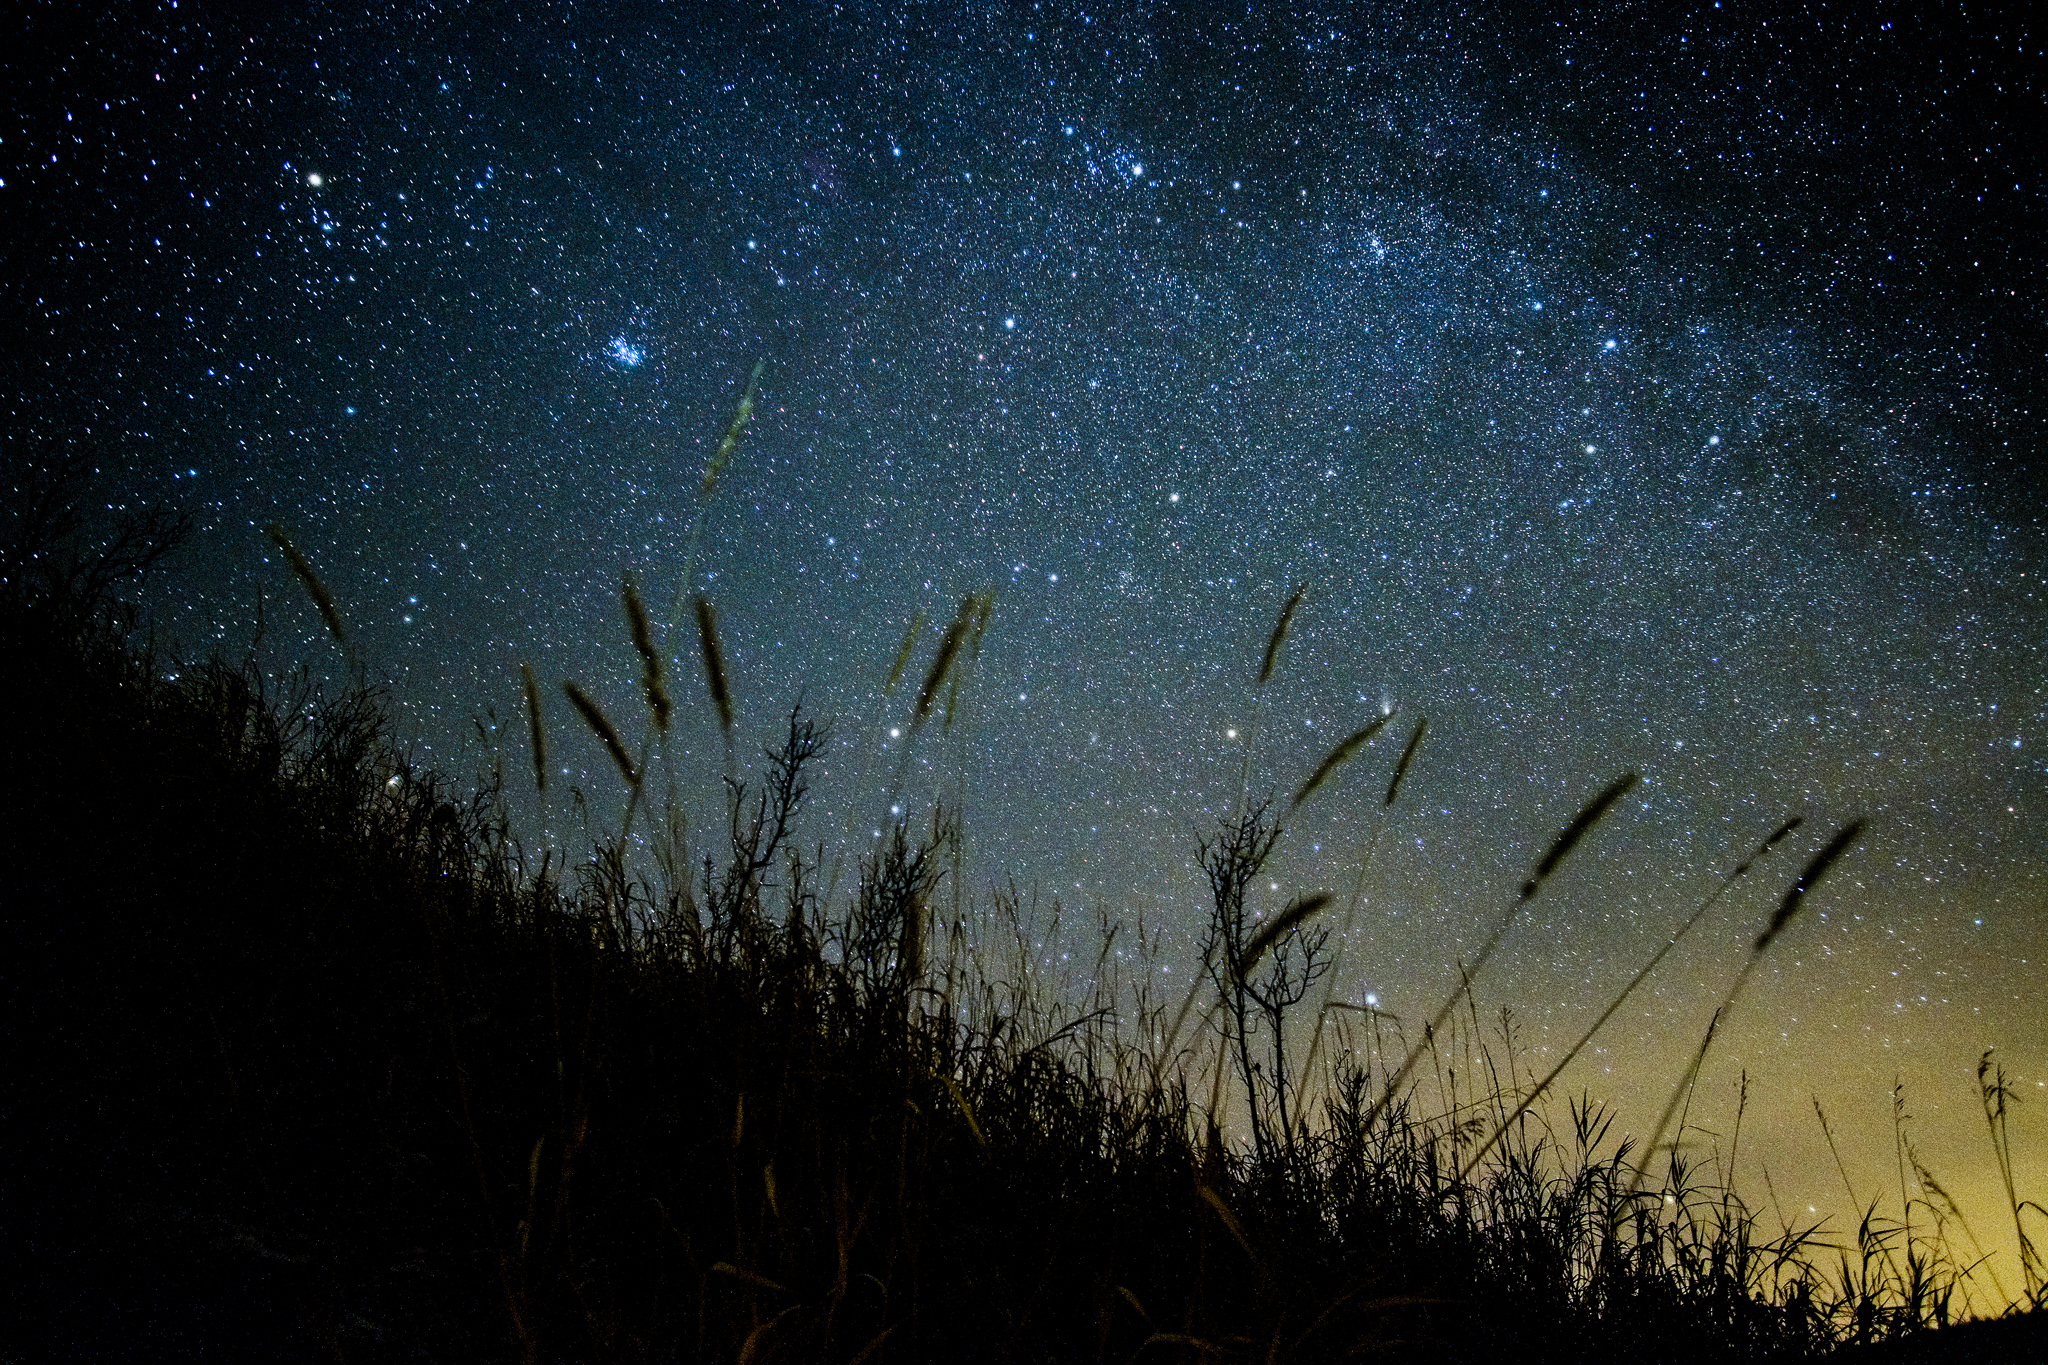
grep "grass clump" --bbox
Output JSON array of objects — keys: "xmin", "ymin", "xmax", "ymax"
[{"xmin": 4, "ymin": 451, "xmax": 2041, "ymax": 1364}]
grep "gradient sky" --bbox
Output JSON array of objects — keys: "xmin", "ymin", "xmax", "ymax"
[{"xmin": 9, "ymin": 0, "xmax": 2043, "ymax": 1309}]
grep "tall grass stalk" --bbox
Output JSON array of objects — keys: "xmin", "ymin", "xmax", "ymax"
[
  {"xmin": 1290, "ymin": 712, "xmax": 1429, "ymax": 1113},
  {"xmin": 1231, "ymin": 582, "xmax": 1307, "ymax": 818},
  {"xmin": 1359, "ymin": 772, "xmax": 1640, "ymax": 1133},
  {"xmin": 1456, "ymin": 816, "xmax": 1804, "ymax": 1182},
  {"xmin": 266, "ymin": 523, "xmax": 355, "ymax": 669},
  {"xmin": 614, "ymin": 361, "xmax": 764, "ymax": 842},
  {"xmin": 520, "ymin": 661, "xmax": 548, "ymax": 796},
  {"xmin": 1631, "ymin": 820, "xmax": 1869, "ymax": 1198},
  {"xmin": 1979, "ymin": 1049, "xmax": 2048, "ymax": 1304}
]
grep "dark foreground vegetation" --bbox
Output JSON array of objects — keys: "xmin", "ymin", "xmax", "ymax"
[{"xmin": 4, "ymin": 472, "xmax": 2042, "ymax": 1364}]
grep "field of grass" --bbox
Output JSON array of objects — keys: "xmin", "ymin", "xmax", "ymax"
[{"xmin": 4, "ymin": 439, "xmax": 2041, "ymax": 1363}]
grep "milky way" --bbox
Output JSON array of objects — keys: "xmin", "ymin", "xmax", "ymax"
[{"xmin": 8, "ymin": 0, "xmax": 2043, "ymax": 1303}]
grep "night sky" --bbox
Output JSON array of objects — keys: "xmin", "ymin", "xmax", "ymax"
[{"xmin": 9, "ymin": 0, "xmax": 2044, "ymax": 1306}]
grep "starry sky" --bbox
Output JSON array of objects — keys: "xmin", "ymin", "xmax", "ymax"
[{"xmin": 8, "ymin": 0, "xmax": 2044, "ymax": 1306}]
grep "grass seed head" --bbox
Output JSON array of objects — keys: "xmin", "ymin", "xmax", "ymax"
[
  {"xmin": 1238, "ymin": 891, "xmax": 1334, "ymax": 980},
  {"xmin": 1754, "ymin": 819, "xmax": 1866, "ymax": 953},
  {"xmin": 1293, "ymin": 713, "xmax": 1395, "ymax": 810},
  {"xmin": 915, "ymin": 592, "xmax": 979, "ymax": 728},
  {"xmin": 563, "ymin": 679, "xmax": 639, "ymax": 788},
  {"xmin": 693, "ymin": 593, "xmax": 733, "ymax": 735},
  {"xmin": 1258, "ymin": 581, "xmax": 1308, "ymax": 688},
  {"xmin": 701, "ymin": 359, "xmax": 764, "ymax": 500},
  {"xmin": 266, "ymin": 523, "xmax": 347, "ymax": 646},
  {"xmin": 622, "ymin": 573, "xmax": 671, "ymax": 733},
  {"xmin": 1765, "ymin": 815, "xmax": 1805, "ymax": 848},
  {"xmin": 1385, "ymin": 715, "xmax": 1428, "ymax": 806},
  {"xmin": 884, "ymin": 608, "xmax": 926, "ymax": 695},
  {"xmin": 520, "ymin": 661, "xmax": 547, "ymax": 794},
  {"xmin": 1520, "ymin": 771, "xmax": 1640, "ymax": 900}
]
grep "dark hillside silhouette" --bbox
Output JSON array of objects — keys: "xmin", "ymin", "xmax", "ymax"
[{"xmin": 3, "ymin": 468, "xmax": 2037, "ymax": 1362}]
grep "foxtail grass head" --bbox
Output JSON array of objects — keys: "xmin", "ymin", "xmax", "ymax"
[
  {"xmin": 1732, "ymin": 816, "xmax": 1804, "ymax": 877},
  {"xmin": 914, "ymin": 591, "xmax": 981, "ymax": 730},
  {"xmin": 884, "ymin": 607, "xmax": 926, "ymax": 696},
  {"xmin": 267, "ymin": 523, "xmax": 347, "ymax": 648},
  {"xmin": 563, "ymin": 680, "xmax": 639, "ymax": 789},
  {"xmin": 940, "ymin": 591, "xmax": 996, "ymax": 735},
  {"xmin": 1292, "ymin": 713, "xmax": 1395, "ymax": 810},
  {"xmin": 520, "ymin": 662, "xmax": 548, "ymax": 794},
  {"xmin": 701, "ymin": 359, "xmax": 765, "ymax": 500},
  {"xmin": 1236, "ymin": 891, "xmax": 1333, "ymax": 980},
  {"xmin": 1520, "ymin": 771, "xmax": 1640, "ymax": 900},
  {"xmin": 1386, "ymin": 716, "xmax": 1428, "ymax": 806},
  {"xmin": 1257, "ymin": 582, "xmax": 1307, "ymax": 689},
  {"xmin": 693, "ymin": 594, "xmax": 734, "ymax": 736},
  {"xmin": 622, "ymin": 573, "xmax": 671, "ymax": 733},
  {"xmin": 1754, "ymin": 819, "xmax": 1866, "ymax": 953}
]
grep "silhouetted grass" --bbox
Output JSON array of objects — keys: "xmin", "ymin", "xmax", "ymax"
[{"xmin": 4, "ymin": 456, "xmax": 2041, "ymax": 1365}]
